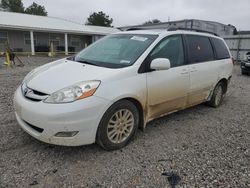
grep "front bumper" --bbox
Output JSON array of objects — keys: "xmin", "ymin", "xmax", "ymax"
[
  {"xmin": 241, "ymin": 62, "xmax": 250, "ymax": 72},
  {"xmin": 14, "ymin": 86, "xmax": 110, "ymax": 146}
]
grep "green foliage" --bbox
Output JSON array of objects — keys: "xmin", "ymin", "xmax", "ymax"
[
  {"xmin": 86, "ymin": 11, "xmax": 113, "ymax": 27},
  {"xmin": 143, "ymin": 19, "xmax": 161, "ymax": 25},
  {"xmin": 0, "ymin": 0, "xmax": 47, "ymax": 16},
  {"xmin": 25, "ymin": 2, "xmax": 47, "ymax": 16},
  {"xmin": 0, "ymin": 0, "xmax": 25, "ymax": 13}
]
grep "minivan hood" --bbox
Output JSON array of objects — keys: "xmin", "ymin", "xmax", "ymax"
[{"xmin": 26, "ymin": 59, "xmax": 115, "ymax": 94}]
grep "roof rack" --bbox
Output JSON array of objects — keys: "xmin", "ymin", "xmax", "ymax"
[
  {"xmin": 167, "ymin": 27, "xmax": 219, "ymax": 36},
  {"xmin": 126, "ymin": 27, "xmax": 148, "ymax": 31}
]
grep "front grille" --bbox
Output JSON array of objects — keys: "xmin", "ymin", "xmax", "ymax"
[
  {"xmin": 24, "ymin": 120, "xmax": 44, "ymax": 133},
  {"xmin": 243, "ymin": 64, "xmax": 250, "ymax": 71},
  {"xmin": 24, "ymin": 96, "xmax": 42, "ymax": 102},
  {"xmin": 32, "ymin": 89, "xmax": 48, "ymax": 96},
  {"xmin": 22, "ymin": 84, "xmax": 48, "ymax": 102}
]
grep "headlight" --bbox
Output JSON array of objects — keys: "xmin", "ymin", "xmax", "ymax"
[
  {"xmin": 21, "ymin": 82, "xmax": 27, "ymax": 93},
  {"xmin": 44, "ymin": 81, "xmax": 101, "ymax": 104}
]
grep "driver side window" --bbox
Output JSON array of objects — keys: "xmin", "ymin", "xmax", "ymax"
[{"xmin": 149, "ymin": 35, "xmax": 185, "ymax": 68}]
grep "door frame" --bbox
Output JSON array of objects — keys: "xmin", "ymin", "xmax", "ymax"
[
  {"xmin": 141, "ymin": 34, "xmax": 190, "ymax": 121},
  {"xmin": 138, "ymin": 34, "xmax": 189, "ymax": 74}
]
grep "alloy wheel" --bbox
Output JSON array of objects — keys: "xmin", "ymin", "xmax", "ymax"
[{"xmin": 107, "ymin": 109, "xmax": 135, "ymax": 144}]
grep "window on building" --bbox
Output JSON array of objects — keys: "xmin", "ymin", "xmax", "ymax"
[
  {"xmin": 211, "ymin": 38, "xmax": 230, "ymax": 60},
  {"xmin": 192, "ymin": 21, "xmax": 200, "ymax": 28},
  {"xmin": 0, "ymin": 31, "xmax": 8, "ymax": 45},
  {"xmin": 92, "ymin": 35, "xmax": 104, "ymax": 42},
  {"xmin": 186, "ymin": 21, "xmax": 192, "ymax": 28},
  {"xmin": 24, "ymin": 33, "xmax": 37, "ymax": 45},
  {"xmin": 206, "ymin": 23, "xmax": 215, "ymax": 31},
  {"xmin": 49, "ymin": 35, "xmax": 60, "ymax": 47},
  {"xmin": 71, "ymin": 36, "xmax": 80, "ymax": 47},
  {"xmin": 186, "ymin": 35, "xmax": 214, "ymax": 63}
]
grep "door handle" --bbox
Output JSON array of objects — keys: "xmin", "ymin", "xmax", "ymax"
[
  {"xmin": 190, "ymin": 67, "xmax": 197, "ymax": 73},
  {"xmin": 181, "ymin": 68, "xmax": 189, "ymax": 75}
]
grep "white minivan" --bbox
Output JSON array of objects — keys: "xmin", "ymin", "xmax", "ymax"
[{"xmin": 14, "ymin": 29, "xmax": 233, "ymax": 150}]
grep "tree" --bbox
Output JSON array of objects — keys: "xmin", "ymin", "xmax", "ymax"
[
  {"xmin": 0, "ymin": 0, "xmax": 25, "ymax": 13},
  {"xmin": 86, "ymin": 11, "xmax": 113, "ymax": 27},
  {"xmin": 0, "ymin": 0, "xmax": 47, "ymax": 16},
  {"xmin": 25, "ymin": 2, "xmax": 47, "ymax": 16},
  {"xmin": 143, "ymin": 19, "xmax": 161, "ymax": 25}
]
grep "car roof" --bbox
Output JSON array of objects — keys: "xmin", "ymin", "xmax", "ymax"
[{"xmin": 115, "ymin": 29, "xmax": 222, "ymax": 39}]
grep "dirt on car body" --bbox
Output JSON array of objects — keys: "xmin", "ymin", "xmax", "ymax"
[{"xmin": 0, "ymin": 57, "xmax": 249, "ymax": 187}]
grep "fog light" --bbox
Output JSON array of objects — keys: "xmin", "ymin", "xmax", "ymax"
[{"xmin": 54, "ymin": 131, "xmax": 79, "ymax": 137}]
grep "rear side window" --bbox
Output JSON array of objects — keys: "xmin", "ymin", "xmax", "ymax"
[
  {"xmin": 211, "ymin": 38, "xmax": 230, "ymax": 60},
  {"xmin": 186, "ymin": 35, "xmax": 214, "ymax": 63}
]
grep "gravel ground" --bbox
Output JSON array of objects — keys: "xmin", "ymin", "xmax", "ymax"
[{"xmin": 0, "ymin": 57, "xmax": 249, "ymax": 188}]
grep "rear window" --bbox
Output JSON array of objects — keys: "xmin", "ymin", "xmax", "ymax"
[
  {"xmin": 186, "ymin": 35, "xmax": 214, "ymax": 63},
  {"xmin": 211, "ymin": 38, "xmax": 230, "ymax": 60}
]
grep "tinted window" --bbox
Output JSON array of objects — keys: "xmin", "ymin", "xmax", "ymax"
[
  {"xmin": 211, "ymin": 38, "xmax": 230, "ymax": 59},
  {"xmin": 186, "ymin": 35, "xmax": 214, "ymax": 63},
  {"xmin": 149, "ymin": 35, "xmax": 185, "ymax": 67}
]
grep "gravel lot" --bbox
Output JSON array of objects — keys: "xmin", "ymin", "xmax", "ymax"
[{"xmin": 0, "ymin": 57, "xmax": 249, "ymax": 188}]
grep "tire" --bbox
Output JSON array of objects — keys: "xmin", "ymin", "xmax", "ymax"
[
  {"xmin": 96, "ymin": 100, "xmax": 139, "ymax": 150},
  {"xmin": 207, "ymin": 82, "xmax": 225, "ymax": 108}
]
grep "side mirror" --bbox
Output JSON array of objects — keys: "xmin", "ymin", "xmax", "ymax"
[{"xmin": 150, "ymin": 58, "xmax": 171, "ymax": 71}]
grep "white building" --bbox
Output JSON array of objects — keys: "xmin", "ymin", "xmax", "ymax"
[{"xmin": 0, "ymin": 11, "xmax": 119, "ymax": 55}]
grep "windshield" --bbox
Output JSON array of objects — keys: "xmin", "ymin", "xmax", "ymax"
[{"xmin": 74, "ymin": 34, "xmax": 158, "ymax": 68}]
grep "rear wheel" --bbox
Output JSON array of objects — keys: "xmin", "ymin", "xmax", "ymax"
[
  {"xmin": 207, "ymin": 82, "xmax": 225, "ymax": 108},
  {"xmin": 96, "ymin": 100, "xmax": 139, "ymax": 150}
]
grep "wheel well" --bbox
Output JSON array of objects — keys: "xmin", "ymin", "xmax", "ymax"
[
  {"xmin": 120, "ymin": 98, "xmax": 144, "ymax": 130},
  {"xmin": 218, "ymin": 78, "xmax": 228, "ymax": 94}
]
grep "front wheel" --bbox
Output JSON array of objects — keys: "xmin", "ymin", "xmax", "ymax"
[{"xmin": 96, "ymin": 100, "xmax": 139, "ymax": 150}]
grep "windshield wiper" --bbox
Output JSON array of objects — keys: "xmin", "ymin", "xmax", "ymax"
[{"xmin": 75, "ymin": 59, "xmax": 99, "ymax": 67}]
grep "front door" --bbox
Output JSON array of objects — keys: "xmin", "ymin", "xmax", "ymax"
[{"xmin": 146, "ymin": 35, "xmax": 190, "ymax": 121}]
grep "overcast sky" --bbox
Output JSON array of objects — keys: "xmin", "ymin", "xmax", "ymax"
[{"xmin": 23, "ymin": 0, "xmax": 250, "ymax": 30}]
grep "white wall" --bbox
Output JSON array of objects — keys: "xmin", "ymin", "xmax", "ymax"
[{"xmin": 224, "ymin": 35, "xmax": 250, "ymax": 62}]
